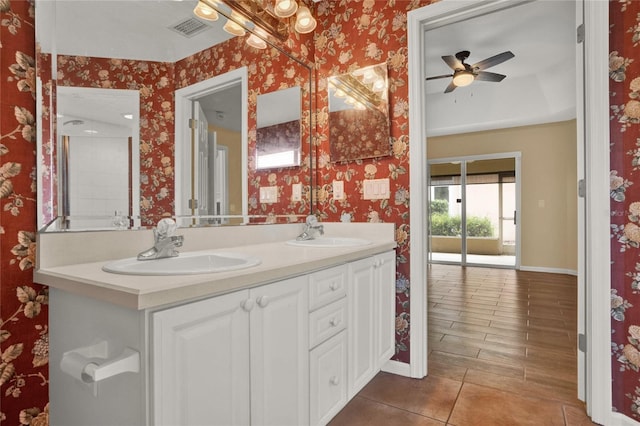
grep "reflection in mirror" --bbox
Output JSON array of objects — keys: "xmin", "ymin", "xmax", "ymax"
[
  {"xmin": 328, "ymin": 63, "xmax": 391, "ymax": 162},
  {"xmin": 57, "ymin": 87, "xmax": 140, "ymax": 230},
  {"xmin": 256, "ymin": 86, "xmax": 301, "ymax": 170},
  {"xmin": 174, "ymin": 68, "xmax": 247, "ymax": 227},
  {"xmin": 36, "ymin": 0, "xmax": 314, "ymax": 231}
]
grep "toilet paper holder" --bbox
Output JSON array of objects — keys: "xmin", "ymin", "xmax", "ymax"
[{"xmin": 61, "ymin": 340, "xmax": 140, "ymax": 384}]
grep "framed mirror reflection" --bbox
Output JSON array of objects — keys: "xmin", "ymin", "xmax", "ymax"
[
  {"xmin": 327, "ymin": 63, "xmax": 391, "ymax": 163},
  {"xmin": 36, "ymin": 0, "xmax": 314, "ymax": 231}
]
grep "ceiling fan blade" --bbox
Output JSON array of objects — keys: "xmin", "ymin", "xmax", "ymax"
[
  {"xmin": 444, "ymin": 81, "xmax": 457, "ymax": 93},
  {"xmin": 426, "ymin": 73, "xmax": 453, "ymax": 81},
  {"xmin": 441, "ymin": 55, "xmax": 463, "ymax": 70},
  {"xmin": 474, "ymin": 71, "xmax": 507, "ymax": 82},
  {"xmin": 472, "ymin": 51, "xmax": 514, "ymax": 71}
]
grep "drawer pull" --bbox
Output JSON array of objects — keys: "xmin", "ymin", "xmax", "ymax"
[
  {"xmin": 329, "ymin": 318, "xmax": 340, "ymax": 327},
  {"xmin": 329, "ymin": 281, "xmax": 339, "ymax": 291},
  {"xmin": 241, "ymin": 299, "xmax": 255, "ymax": 312},
  {"xmin": 330, "ymin": 376, "xmax": 340, "ymax": 386},
  {"xmin": 257, "ymin": 296, "xmax": 270, "ymax": 308}
]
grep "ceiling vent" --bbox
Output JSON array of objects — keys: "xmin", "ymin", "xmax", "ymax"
[{"xmin": 168, "ymin": 17, "xmax": 210, "ymax": 38}]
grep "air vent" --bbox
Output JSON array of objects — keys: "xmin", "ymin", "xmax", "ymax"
[{"xmin": 168, "ymin": 17, "xmax": 209, "ymax": 38}]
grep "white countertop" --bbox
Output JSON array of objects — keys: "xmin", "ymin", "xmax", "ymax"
[{"xmin": 34, "ymin": 223, "xmax": 396, "ymax": 310}]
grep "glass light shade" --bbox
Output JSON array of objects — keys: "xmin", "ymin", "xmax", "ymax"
[
  {"xmin": 274, "ymin": 0, "xmax": 298, "ymax": 18},
  {"xmin": 246, "ymin": 33, "xmax": 267, "ymax": 49},
  {"xmin": 193, "ymin": 1, "xmax": 219, "ymax": 21},
  {"xmin": 223, "ymin": 17, "xmax": 246, "ymax": 36},
  {"xmin": 294, "ymin": 6, "xmax": 316, "ymax": 34},
  {"xmin": 452, "ymin": 71, "xmax": 474, "ymax": 87},
  {"xmin": 334, "ymin": 88, "xmax": 346, "ymax": 98},
  {"xmin": 372, "ymin": 78, "xmax": 385, "ymax": 92}
]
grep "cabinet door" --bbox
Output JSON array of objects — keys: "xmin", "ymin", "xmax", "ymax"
[
  {"xmin": 250, "ymin": 276, "xmax": 309, "ymax": 425},
  {"xmin": 376, "ymin": 251, "xmax": 396, "ymax": 365},
  {"xmin": 347, "ymin": 257, "xmax": 377, "ymax": 399},
  {"xmin": 152, "ymin": 290, "xmax": 250, "ymax": 426},
  {"xmin": 310, "ymin": 331, "xmax": 347, "ymax": 426}
]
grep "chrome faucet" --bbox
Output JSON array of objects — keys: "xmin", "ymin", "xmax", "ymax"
[
  {"xmin": 137, "ymin": 219, "xmax": 184, "ymax": 260},
  {"xmin": 296, "ymin": 215, "xmax": 324, "ymax": 241}
]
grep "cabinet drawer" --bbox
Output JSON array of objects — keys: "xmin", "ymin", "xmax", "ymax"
[
  {"xmin": 309, "ymin": 298, "xmax": 346, "ymax": 349},
  {"xmin": 309, "ymin": 265, "xmax": 347, "ymax": 310},
  {"xmin": 309, "ymin": 331, "xmax": 347, "ymax": 426}
]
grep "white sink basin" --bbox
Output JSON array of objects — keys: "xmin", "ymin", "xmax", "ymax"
[
  {"xmin": 286, "ymin": 237, "xmax": 372, "ymax": 248},
  {"xmin": 102, "ymin": 251, "xmax": 261, "ymax": 276}
]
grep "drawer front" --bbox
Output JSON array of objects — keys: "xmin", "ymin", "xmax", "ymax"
[
  {"xmin": 309, "ymin": 331, "xmax": 347, "ymax": 426},
  {"xmin": 309, "ymin": 298, "xmax": 346, "ymax": 349},
  {"xmin": 309, "ymin": 265, "xmax": 347, "ymax": 310}
]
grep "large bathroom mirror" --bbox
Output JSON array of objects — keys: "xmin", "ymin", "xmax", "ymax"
[
  {"xmin": 328, "ymin": 63, "xmax": 391, "ymax": 162},
  {"xmin": 36, "ymin": 0, "xmax": 314, "ymax": 231}
]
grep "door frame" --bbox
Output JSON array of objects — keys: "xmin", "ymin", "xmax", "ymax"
[
  {"xmin": 174, "ymin": 67, "xmax": 248, "ymax": 221},
  {"xmin": 407, "ymin": 0, "xmax": 611, "ymax": 423},
  {"xmin": 428, "ymin": 152, "xmax": 521, "ymax": 269}
]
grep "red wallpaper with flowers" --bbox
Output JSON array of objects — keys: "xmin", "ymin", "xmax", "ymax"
[
  {"xmin": 610, "ymin": 0, "xmax": 640, "ymax": 420},
  {"xmin": 0, "ymin": 0, "xmax": 49, "ymax": 424},
  {"xmin": 313, "ymin": 0, "xmax": 433, "ymax": 363}
]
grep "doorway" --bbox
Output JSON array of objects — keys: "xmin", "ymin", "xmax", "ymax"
[
  {"xmin": 408, "ymin": 0, "xmax": 611, "ymax": 422},
  {"xmin": 428, "ymin": 154, "xmax": 519, "ymax": 268}
]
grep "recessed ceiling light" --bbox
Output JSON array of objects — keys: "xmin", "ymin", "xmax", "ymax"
[{"xmin": 122, "ymin": 113, "xmax": 133, "ymax": 120}]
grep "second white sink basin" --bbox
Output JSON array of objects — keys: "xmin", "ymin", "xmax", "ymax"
[
  {"xmin": 102, "ymin": 251, "xmax": 261, "ymax": 276},
  {"xmin": 286, "ymin": 237, "xmax": 372, "ymax": 248}
]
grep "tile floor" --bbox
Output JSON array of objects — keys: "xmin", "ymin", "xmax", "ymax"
[{"xmin": 329, "ymin": 264, "xmax": 598, "ymax": 426}]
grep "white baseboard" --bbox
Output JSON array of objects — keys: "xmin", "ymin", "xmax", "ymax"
[
  {"xmin": 381, "ymin": 359, "xmax": 411, "ymax": 377},
  {"xmin": 608, "ymin": 411, "xmax": 640, "ymax": 426},
  {"xmin": 519, "ymin": 265, "xmax": 578, "ymax": 276}
]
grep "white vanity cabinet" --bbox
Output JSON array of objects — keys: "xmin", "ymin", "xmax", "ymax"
[
  {"xmin": 152, "ymin": 275, "xmax": 309, "ymax": 426},
  {"xmin": 347, "ymin": 251, "xmax": 396, "ymax": 399}
]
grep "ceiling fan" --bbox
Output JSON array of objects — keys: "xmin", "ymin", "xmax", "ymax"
[{"xmin": 426, "ymin": 50, "xmax": 515, "ymax": 93}]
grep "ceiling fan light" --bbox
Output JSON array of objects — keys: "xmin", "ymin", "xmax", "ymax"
[
  {"xmin": 274, "ymin": 0, "xmax": 298, "ymax": 18},
  {"xmin": 223, "ymin": 16, "xmax": 246, "ymax": 37},
  {"xmin": 452, "ymin": 71, "xmax": 474, "ymax": 87},
  {"xmin": 294, "ymin": 6, "xmax": 316, "ymax": 34},
  {"xmin": 193, "ymin": 1, "xmax": 219, "ymax": 21}
]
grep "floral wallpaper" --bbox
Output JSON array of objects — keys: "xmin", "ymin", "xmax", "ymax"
[
  {"xmin": 328, "ymin": 108, "xmax": 391, "ymax": 162},
  {"xmin": 313, "ymin": 0, "xmax": 433, "ymax": 363},
  {"xmin": 610, "ymin": 0, "xmax": 640, "ymax": 419},
  {"xmin": 0, "ymin": 0, "xmax": 49, "ymax": 424}
]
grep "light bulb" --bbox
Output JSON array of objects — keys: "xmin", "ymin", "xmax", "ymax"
[
  {"xmin": 452, "ymin": 71, "xmax": 474, "ymax": 87},
  {"xmin": 223, "ymin": 16, "xmax": 246, "ymax": 37},
  {"xmin": 193, "ymin": 1, "xmax": 219, "ymax": 21},
  {"xmin": 294, "ymin": 5, "xmax": 316, "ymax": 34},
  {"xmin": 274, "ymin": 0, "xmax": 298, "ymax": 18}
]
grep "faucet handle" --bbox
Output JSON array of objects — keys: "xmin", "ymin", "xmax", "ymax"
[
  {"xmin": 156, "ymin": 218, "xmax": 177, "ymax": 239},
  {"xmin": 305, "ymin": 215, "xmax": 318, "ymax": 226}
]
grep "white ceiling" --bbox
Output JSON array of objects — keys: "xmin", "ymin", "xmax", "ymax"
[
  {"xmin": 40, "ymin": 0, "xmax": 577, "ymax": 137},
  {"xmin": 423, "ymin": 0, "xmax": 577, "ymax": 136}
]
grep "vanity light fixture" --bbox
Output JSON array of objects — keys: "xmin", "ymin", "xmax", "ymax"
[
  {"xmin": 452, "ymin": 70, "xmax": 475, "ymax": 87},
  {"xmin": 274, "ymin": 0, "xmax": 298, "ymax": 18},
  {"xmin": 223, "ymin": 13, "xmax": 247, "ymax": 36},
  {"xmin": 196, "ymin": 0, "xmax": 317, "ymax": 49},
  {"xmin": 246, "ymin": 27, "xmax": 268, "ymax": 49},
  {"xmin": 193, "ymin": 1, "xmax": 219, "ymax": 21},
  {"xmin": 294, "ymin": 5, "xmax": 316, "ymax": 34}
]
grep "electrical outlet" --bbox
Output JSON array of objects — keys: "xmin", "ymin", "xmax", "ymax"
[
  {"xmin": 363, "ymin": 178, "xmax": 390, "ymax": 200},
  {"xmin": 259, "ymin": 186, "xmax": 278, "ymax": 203},
  {"xmin": 333, "ymin": 180, "xmax": 344, "ymax": 200},
  {"xmin": 292, "ymin": 183, "xmax": 302, "ymax": 202}
]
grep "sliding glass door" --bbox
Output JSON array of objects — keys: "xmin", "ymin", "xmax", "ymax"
[{"xmin": 428, "ymin": 155, "xmax": 518, "ymax": 268}]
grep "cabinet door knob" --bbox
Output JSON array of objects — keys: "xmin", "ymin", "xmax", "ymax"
[
  {"xmin": 329, "ymin": 318, "xmax": 340, "ymax": 327},
  {"xmin": 329, "ymin": 281, "xmax": 339, "ymax": 291},
  {"xmin": 330, "ymin": 376, "xmax": 340, "ymax": 386},
  {"xmin": 257, "ymin": 295, "xmax": 270, "ymax": 308},
  {"xmin": 241, "ymin": 298, "xmax": 255, "ymax": 312}
]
